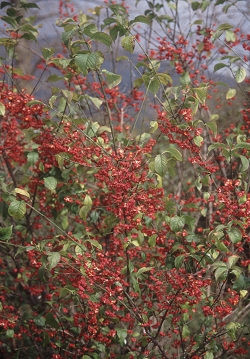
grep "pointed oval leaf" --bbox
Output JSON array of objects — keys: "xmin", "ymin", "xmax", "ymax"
[
  {"xmin": 235, "ymin": 67, "xmax": 246, "ymax": 83},
  {"xmin": 170, "ymin": 216, "xmax": 185, "ymax": 232},
  {"xmin": 193, "ymin": 135, "xmax": 203, "ymax": 147},
  {"xmin": 154, "ymin": 154, "xmax": 168, "ymax": 176},
  {"xmin": 225, "ymin": 30, "xmax": 236, "ymax": 42},
  {"xmin": 91, "ymin": 32, "xmax": 112, "ymax": 47},
  {"xmin": 226, "ymin": 88, "xmax": 236, "ymax": 99},
  {"xmin": 182, "ymin": 324, "xmax": 190, "ymax": 339},
  {"xmin": 148, "ymin": 234, "xmax": 157, "ymax": 247},
  {"xmin": 34, "ymin": 316, "xmax": 46, "ymax": 327},
  {"xmin": 175, "ymin": 254, "xmax": 185, "ymax": 269},
  {"xmin": 193, "ymin": 87, "xmax": 207, "ymax": 104},
  {"xmin": 228, "ymin": 254, "xmax": 240, "ymax": 269},
  {"xmin": 227, "ymin": 227, "xmax": 242, "ymax": 244},
  {"xmin": 46, "ymin": 312, "xmax": 59, "ymax": 329},
  {"xmin": 180, "ymin": 71, "xmax": 190, "ymax": 85},
  {"xmin": 75, "ymin": 53, "xmax": 98, "ymax": 75},
  {"xmin": 214, "ymin": 63, "xmax": 228, "ymax": 72},
  {"xmin": 136, "ymin": 267, "xmax": 153, "ymax": 277},
  {"xmin": 102, "ymin": 69, "xmax": 122, "ymax": 89},
  {"xmin": 48, "ymin": 252, "xmax": 61, "ymax": 270},
  {"xmin": 14, "ymin": 188, "xmax": 30, "ymax": 199},
  {"xmin": 121, "ymin": 36, "xmax": 135, "ymax": 53},
  {"xmin": 85, "ymin": 239, "xmax": 102, "ymax": 250},
  {"xmin": 44, "ymin": 177, "xmax": 57, "ymax": 192},
  {"xmin": 8, "ymin": 200, "xmax": 26, "ymax": 219},
  {"xmin": 0, "ymin": 102, "xmax": 5, "ymax": 116},
  {"xmin": 215, "ymin": 266, "xmax": 228, "ymax": 281},
  {"xmin": 163, "ymin": 147, "xmax": 182, "ymax": 161},
  {"xmin": 239, "ymin": 155, "xmax": 249, "ymax": 172},
  {"xmin": 130, "ymin": 15, "xmax": 151, "ymax": 25},
  {"xmin": 0, "ymin": 226, "xmax": 12, "ymax": 241}
]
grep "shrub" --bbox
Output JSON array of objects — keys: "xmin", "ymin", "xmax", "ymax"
[{"xmin": 0, "ymin": 0, "xmax": 250, "ymax": 358}]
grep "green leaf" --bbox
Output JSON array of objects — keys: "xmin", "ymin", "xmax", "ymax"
[
  {"xmin": 27, "ymin": 152, "xmax": 39, "ymax": 165},
  {"xmin": 79, "ymin": 194, "xmax": 92, "ymax": 220},
  {"xmin": 85, "ymin": 239, "xmax": 102, "ymax": 250},
  {"xmin": 20, "ymin": 2, "xmax": 40, "ymax": 9},
  {"xmin": 109, "ymin": 25, "xmax": 120, "ymax": 42},
  {"xmin": 238, "ymin": 155, "xmax": 249, "ymax": 172},
  {"xmin": 225, "ymin": 30, "xmax": 236, "ymax": 42},
  {"xmin": 208, "ymin": 142, "xmax": 227, "ymax": 151},
  {"xmin": 116, "ymin": 328, "xmax": 127, "ymax": 346},
  {"xmin": 154, "ymin": 154, "xmax": 168, "ymax": 176},
  {"xmin": 149, "ymin": 120, "xmax": 158, "ymax": 133},
  {"xmin": 44, "ymin": 177, "xmax": 57, "ymax": 192},
  {"xmin": 215, "ymin": 240, "xmax": 229, "ymax": 252},
  {"xmin": 0, "ymin": 102, "xmax": 5, "ymax": 116},
  {"xmin": 133, "ymin": 77, "xmax": 144, "ymax": 89},
  {"xmin": 157, "ymin": 72, "xmax": 172, "ymax": 85},
  {"xmin": 175, "ymin": 255, "xmax": 185, "ymax": 269},
  {"xmin": 142, "ymin": 75, "xmax": 160, "ymax": 96},
  {"xmin": 226, "ymin": 88, "xmax": 236, "ymax": 99},
  {"xmin": 1, "ymin": 2, "xmax": 12, "ymax": 9},
  {"xmin": 182, "ymin": 324, "xmax": 190, "ymax": 338},
  {"xmin": 46, "ymin": 312, "xmax": 59, "ymax": 330},
  {"xmin": 6, "ymin": 329, "xmax": 14, "ymax": 338},
  {"xmin": 222, "ymin": 4, "xmax": 232, "ymax": 13},
  {"xmin": 193, "ymin": 135, "xmax": 203, "ymax": 147},
  {"xmin": 1, "ymin": 16, "xmax": 17, "ymax": 27},
  {"xmin": 0, "ymin": 226, "xmax": 12, "ymax": 241},
  {"xmin": 130, "ymin": 15, "xmax": 151, "ymax": 25},
  {"xmin": 97, "ymin": 126, "xmax": 111, "ymax": 134},
  {"xmin": 163, "ymin": 147, "xmax": 182, "ymax": 161},
  {"xmin": 91, "ymin": 32, "xmax": 112, "ymax": 47},
  {"xmin": 75, "ymin": 53, "xmax": 99, "ymax": 75},
  {"xmin": 180, "ymin": 71, "xmax": 190, "ymax": 85},
  {"xmin": 148, "ymin": 234, "xmax": 157, "ymax": 247},
  {"xmin": 47, "ymin": 74, "xmax": 63, "ymax": 82},
  {"xmin": 204, "ymin": 352, "xmax": 214, "ymax": 359},
  {"xmin": 8, "ymin": 200, "xmax": 26, "ymax": 219},
  {"xmin": 26, "ymin": 100, "xmax": 44, "ymax": 107},
  {"xmin": 109, "ymin": 4, "xmax": 127, "ymax": 15},
  {"xmin": 21, "ymin": 33, "xmax": 37, "ymax": 41},
  {"xmin": 227, "ymin": 255, "xmax": 240, "ymax": 268},
  {"xmin": 233, "ymin": 274, "xmax": 250, "ymax": 291},
  {"xmin": 116, "ymin": 55, "xmax": 129, "ymax": 62},
  {"xmin": 121, "ymin": 36, "xmax": 135, "ymax": 53},
  {"xmin": 226, "ymin": 322, "xmax": 241, "ymax": 341},
  {"xmin": 170, "ymin": 216, "xmax": 185, "ymax": 232},
  {"xmin": 34, "ymin": 316, "xmax": 46, "ymax": 327},
  {"xmin": 214, "ymin": 63, "xmax": 228, "ymax": 72},
  {"xmin": 48, "ymin": 252, "xmax": 61, "ymax": 270},
  {"xmin": 227, "ymin": 227, "xmax": 242, "ymax": 244},
  {"xmin": 212, "ymin": 23, "xmax": 233, "ymax": 42},
  {"xmin": 215, "ymin": 0, "xmax": 227, "ymax": 4},
  {"xmin": 235, "ymin": 143, "xmax": 250, "ymax": 151},
  {"xmin": 192, "ymin": 87, "xmax": 207, "ymax": 104},
  {"xmin": 85, "ymin": 95, "xmax": 103, "ymax": 109},
  {"xmin": 206, "ymin": 121, "xmax": 217, "ymax": 136},
  {"xmin": 20, "ymin": 24, "xmax": 38, "ymax": 34},
  {"xmin": 214, "ymin": 266, "xmax": 228, "ymax": 281},
  {"xmin": 102, "ymin": 69, "xmax": 122, "ymax": 89},
  {"xmin": 235, "ymin": 67, "xmax": 246, "ymax": 83},
  {"xmin": 136, "ymin": 267, "xmax": 153, "ymax": 277},
  {"xmin": 191, "ymin": 2, "xmax": 201, "ymax": 11},
  {"xmin": 14, "ymin": 188, "xmax": 30, "ymax": 199}
]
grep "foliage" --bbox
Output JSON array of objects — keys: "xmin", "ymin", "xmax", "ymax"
[{"xmin": 0, "ymin": 0, "xmax": 250, "ymax": 358}]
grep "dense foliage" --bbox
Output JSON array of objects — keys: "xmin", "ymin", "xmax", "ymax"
[{"xmin": 0, "ymin": 0, "xmax": 250, "ymax": 358}]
